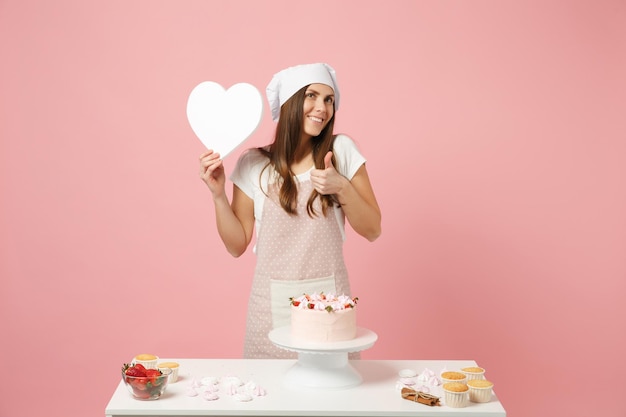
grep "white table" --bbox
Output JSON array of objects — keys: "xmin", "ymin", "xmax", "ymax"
[{"xmin": 105, "ymin": 359, "xmax": 506, "ymax": 416}]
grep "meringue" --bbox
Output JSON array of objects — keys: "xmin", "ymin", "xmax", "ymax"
[
  {"xmin": 234, "ymin": 393, "xmax": 253, "ymax": 402},
  {"xmin": 399, "ymin": 368, "xmax": 418, "ymax": 378},
  {"xmin": 200, "ymin": 376, "xmax": 220, "ymax": 386},
  {"xmin": 202, "ymin": 391, "xmax": 219, "ymax": 401},
  {"xmin": 399, "ymin": 377, "xmax": 416, "ymax": 385}
]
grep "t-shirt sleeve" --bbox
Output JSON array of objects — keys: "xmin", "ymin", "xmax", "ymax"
[
  {"xmin": 229, "ymin": 149, "xmax": 264, "ymax": 199},
  {"xmin": 333, "ymin": 134, "xmax": 367, "ymax": 180}
]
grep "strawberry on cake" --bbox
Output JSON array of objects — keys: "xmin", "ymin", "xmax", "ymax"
[{"xmin": 289, "ymin": 293, "xmax": 358, "ymax": 343}]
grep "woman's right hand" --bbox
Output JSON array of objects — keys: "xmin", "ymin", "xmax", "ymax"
[{"xmin": 199, "ymin": 150, "xmax": 225, "ymax": 198}]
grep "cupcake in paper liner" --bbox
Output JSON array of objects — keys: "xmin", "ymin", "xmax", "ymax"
[
  {"xmin": 440, "ymin": 371, "xmax": 467, "ymax": 385},
  {"xmin": 158, "ymin": 361, "xmax": 180, "ymax": 383},
  {"xmin": 442, "ymin": 382, "xmax": 469, "ymax": 408},
  {"xmin": 133, "ymin": 353, "xmax": 159, "ymax": 369},
  {"xmin": 467, "ymin": 379, "xmax": 494, "ymax": 403},
  {"xmin": 461, "ymin": 366, "xmax": 485, "ymax": 380}
]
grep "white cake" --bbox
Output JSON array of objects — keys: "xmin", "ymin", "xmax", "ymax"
[{"xmin": 290, "ymin": 293, "xmax": 358, "ymax": 343}]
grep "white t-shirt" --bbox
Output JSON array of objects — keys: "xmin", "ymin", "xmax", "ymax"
[{"xmin": 230, "ymin": 134, "xmax": 366, "ymax": 243}]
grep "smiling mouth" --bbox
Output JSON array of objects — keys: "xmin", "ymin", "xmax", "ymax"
[{"xmin": 308, "ymin": 116, "xmax": 324, "ymax": 123}]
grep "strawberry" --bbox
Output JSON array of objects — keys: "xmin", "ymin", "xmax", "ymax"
[
  {"xmin": 129, "ymin": 377, "xmax": 148, "ymax": 389},
  {"xmin": 133, "ymin": 363, "xmax": 146, "ymax": 371},
  {"xmin": 292, "ymin": 300, "xmax": 300, "ymax": 307},
  {"xmin": 145, "ymin": 369, "xmax": 161, "ymax": 383},
  {"xmin": 123, "ymin": 363, "xmax": 147, "ymax": 377}
]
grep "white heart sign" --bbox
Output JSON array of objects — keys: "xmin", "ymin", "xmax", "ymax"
[{"xmin": 187, "ymin": 81, "xmax": 263, "ymax": 158}]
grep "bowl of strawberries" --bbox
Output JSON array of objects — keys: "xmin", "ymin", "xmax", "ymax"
[{"xmin": 122, "ymin": 363, "xmax": 171, "ymax": 400}]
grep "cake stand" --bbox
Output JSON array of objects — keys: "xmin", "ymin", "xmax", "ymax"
[{"xmin": 268, "ymin": 326, "xmax": 377, "ymax": 390}]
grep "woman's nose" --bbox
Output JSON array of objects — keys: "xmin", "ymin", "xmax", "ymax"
[{"xmin": 315, "ymin": 98, "xmax": 326, "ymax": 112}]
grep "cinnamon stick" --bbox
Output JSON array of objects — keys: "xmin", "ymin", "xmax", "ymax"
[{"xmin": 401, "ymin": 387, "xmax": 441, "ymax": 406}]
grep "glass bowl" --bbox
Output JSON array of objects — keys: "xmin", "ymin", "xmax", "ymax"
[{"xmin": 121, "ymin": 365, "xmax": 171, "ymax": 400}]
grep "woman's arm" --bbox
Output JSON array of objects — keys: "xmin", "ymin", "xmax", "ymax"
[
  {"xmin": 200, "ymin": 151, "xmax": 255, "ymax": 257},
  {"xmin": 311, "ymin": 152, "xmax": 382, "ymax": 241},
  {"xmin": 335, "ymin": 164, "xmax": 381, "ymax": 241},
  {"xmin": 212, "ymin": 185, "xmax": 254, "ymax": 257}
]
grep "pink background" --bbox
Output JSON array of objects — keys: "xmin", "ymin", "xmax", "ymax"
[{"xmin": 1, "ymin": 1, "xmax": 625, "ymax": 416}]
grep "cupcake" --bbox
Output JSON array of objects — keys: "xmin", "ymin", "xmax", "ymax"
[
  {"xmin": 441, "ymin": 371, "xmax": 467, "ymax": 385},
  {"xmin": 158, "ymin": 362, "xmax": 180, "ymax": 383},
  {"xmin": 442, "ymin": 382, "xmax": 469, "ymax": 408},
  {"xmin": 133, "ymin": 353, "xmax": 159, "ymax": 369},
  {"xmin": 467, "ymin": 379, "xmax": 494, "ymax": 403},
  {"xmin": 461, "ymin": 366, "xmax": 485, "ymax": 380}
]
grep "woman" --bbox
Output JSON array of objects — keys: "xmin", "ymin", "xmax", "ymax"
[{"xmin": 199, "ymin": 63, "xmax": 381, "ymax": 358}]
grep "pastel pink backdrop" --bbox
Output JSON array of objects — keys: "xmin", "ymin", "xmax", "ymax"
[{"xmin": 1, "ymin": 1, "xmax": 624, "ymax": 416}]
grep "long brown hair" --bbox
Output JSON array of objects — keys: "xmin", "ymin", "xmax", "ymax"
[{"xmin": 259, "ymin": 85, "xmax": 337, "ymax": 217}]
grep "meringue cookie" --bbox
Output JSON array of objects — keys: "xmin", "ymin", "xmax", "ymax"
[
  {"xmin": 202, "ymin": 391, "xmax": 219, "ymax": 401},
  {"xmin": 252, "ymin": 385, "xmax": 267, "ymax": 396},
  {"xmin": 221, "ymin": 376, "xmax": 243, "ymax": 386},
  {"xmin": 399, "ymin": 368, "xmax": 418, "ymax": 378},
  {"xmin": 243, "ymin": 381, "xmax": 257, "ymax": 391},
  {"xmin": 203, "ymin": 383, "xmax": 219, "ymax": 393},
  {"xmin": 185, "ymin": 387, "xmax": 198, "ymax": 397},
  {"xmin": 429, "ymin": 375, "xmax": 442, "ymax": 386},
  {"xmin": 417, "ymin": 368, "xmax": 435, "ymax": 382},
  {"xmin": 224, "ymin": 383, "xmax": 239, "ymax": 395},
  {"xmin": 234, "ymin": 393, "xmax": 253, "ymax": 402},
  {"xmin": 399, "ymin": 377, "xmax": 416, "ymax": 385},
  {"xmin": 200, "ymin": 376, "xmax": 220, "ymax": 386}
]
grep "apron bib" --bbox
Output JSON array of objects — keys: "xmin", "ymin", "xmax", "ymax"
[{"xmin": 243, "ymin": 179, "xmax": 352, "ymax": 359}]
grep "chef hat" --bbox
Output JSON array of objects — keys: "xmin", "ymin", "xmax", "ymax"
[{"xmin": 266, "ymin": 63, "xmax": 340, "ymax": 121}]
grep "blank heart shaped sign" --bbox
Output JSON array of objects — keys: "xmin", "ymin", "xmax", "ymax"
[{"xmin": 187, "ymin": 81, "xmax": 263, "ymax": 157}]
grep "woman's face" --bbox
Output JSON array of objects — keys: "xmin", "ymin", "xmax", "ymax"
[{"xmin": 302, "ymin": 83, "xmax": 335, "ymax": 138}]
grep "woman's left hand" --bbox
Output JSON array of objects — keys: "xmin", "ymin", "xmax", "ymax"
[{"xmin": 310, "ymin": 151, "xmax": 348, "ymax": 196}]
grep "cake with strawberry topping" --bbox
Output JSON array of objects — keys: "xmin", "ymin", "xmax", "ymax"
[{"xmin": 290, "ymin": 293, "xmax": 358, "ymax": 343}]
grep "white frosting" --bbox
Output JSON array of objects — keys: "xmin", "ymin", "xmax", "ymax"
[{"xmin": 291, "ymin": 305, "xmax": 356, "ymax": 342}]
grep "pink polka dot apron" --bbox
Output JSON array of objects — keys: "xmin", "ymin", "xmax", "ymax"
[{"xmin": 243, "ymin": 177, "xmax": 352, "ymax": 359}]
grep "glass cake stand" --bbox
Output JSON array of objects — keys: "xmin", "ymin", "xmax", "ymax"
[{"xmin": 268, "ymin": 326, "xmax": 378, "ymax": 390}]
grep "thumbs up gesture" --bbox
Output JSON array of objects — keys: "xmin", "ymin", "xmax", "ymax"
[{"xmin": 310, "ymin": 151, "xmax": 347, "ymax": 195}]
